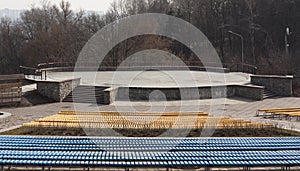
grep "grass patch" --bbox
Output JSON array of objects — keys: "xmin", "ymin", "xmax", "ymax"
[{"xmin": 1, "ymin": 126, "xmax": 300, "ymax": 137}]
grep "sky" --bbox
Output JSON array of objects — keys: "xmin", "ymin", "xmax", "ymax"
[{"xmin": 0, "ymin": 0, "xmax": 115, "ymax": 12}]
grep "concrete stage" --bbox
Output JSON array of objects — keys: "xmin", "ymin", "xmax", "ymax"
[
  {"xmin": 25, "ymin": 70, "xmax": 263, "ymax": 104},
  {"xmin": 43, "ymin": 70, "xmax": 251, "ymax": 87}
]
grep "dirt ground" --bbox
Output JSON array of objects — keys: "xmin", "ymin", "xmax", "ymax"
[{"xmin": 2, "ymin": 126, "xmax": 300, "ymax": 137}]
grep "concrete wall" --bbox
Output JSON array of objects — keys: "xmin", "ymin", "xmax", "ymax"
[
  {"xmin": 116, "ymin": 87, "xmax": 183, "ymax": 101},
  {"xmin": 116, "ymin": 86, "xmax": 230, "ymax": 101},
  {"xmin": 115, "ymin": 85, "xmax": 263, "ymax": 101},
  {"xmin": 293, "ymin": 77, "xmax": 300, "ymax": 88},
  {"xmin": 293, "ymin": 73, "xmax": 300, "ymax": 94},
  {"xmin": 198, "ymin": 86, "xmax": 229, "ymax": 99},
  {"xmin": 102, "ymin": 88, "xmax": 111, "ymax": 105},
  {"xmin": 37, "ymin": 78, "xmax": 80, "ymax": 102},
  {"xmin": 251, "ymin": 75, "xmax": 293, "ymax": 96},
  {"xmin": 231, "ymin": 85, "xmax": 264, "ymax": 100}
]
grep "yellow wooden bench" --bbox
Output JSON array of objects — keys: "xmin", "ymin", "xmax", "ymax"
[{"xmin": 256, "ymin": 107, "xmax": 300, "ymax": 117}]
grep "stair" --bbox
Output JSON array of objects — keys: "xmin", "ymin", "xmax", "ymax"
[
  {"xmin": 263, "ymin": 89, "xmax": 278, "ymax": 99},
  {"xmin": 63, "ymin": 85, "xmax": 110, "ymax": 104}
]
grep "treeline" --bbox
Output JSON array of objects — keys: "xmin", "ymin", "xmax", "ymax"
[{"xmin": 0, "ymin": 0, "xmax": 299, "ymax": 74}]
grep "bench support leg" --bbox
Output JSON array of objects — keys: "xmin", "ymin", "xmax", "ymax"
[
  {"xmin": 243, "ymin": 166, "xmax": 251, "ymax": 170},
  {"xmin": 204, "ymin": 167, "xmax": 211, "ymax": 171},
  {"xmin": 281, "ymin": 166, "xmax": 290, "ymax": 170}
]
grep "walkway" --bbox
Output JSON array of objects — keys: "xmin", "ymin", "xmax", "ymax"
[{"xmin": 1, "ymin": 97, "xmax": 300, "ymax": 133}]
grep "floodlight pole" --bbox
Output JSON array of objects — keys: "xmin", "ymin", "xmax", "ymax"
[{"xmin": 228, "ymin": 30, "xmax": 244, "ymax": 72}]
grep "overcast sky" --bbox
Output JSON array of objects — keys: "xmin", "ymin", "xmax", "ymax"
[{"xmin": 0, "ymin": 0, "xmax": 115, "ymax": 12}]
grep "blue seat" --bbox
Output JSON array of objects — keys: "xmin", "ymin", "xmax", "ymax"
[{"xmin": 2, "ymin": 136, "xmax": 300, "ymax": 168}]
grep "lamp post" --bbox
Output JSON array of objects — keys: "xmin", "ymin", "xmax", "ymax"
[
  {"xmin": 285, "ymin": 27, "xmax": 292, "ymax": 57},
  {"xmin": 228, "ymin": 30, "xmax": 244, "ymax": 72}
]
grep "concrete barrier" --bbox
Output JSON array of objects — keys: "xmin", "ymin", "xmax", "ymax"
[
  {"xmin": 37, "ymin": 78, "xmax": 80, "ymax": 102},
  {"xmin": 251, "ymin": 75, "xmax": 293, "ymax": 96},
  {"xmin": 231, "ymin": 85, "xmax": 264, "ymax": 100},
  {"xmin": 115, "ymin": 85, "xmax": 263, "ymax": 101}
]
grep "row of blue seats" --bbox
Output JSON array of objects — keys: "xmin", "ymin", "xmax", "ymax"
[
  {"xmin": 1, "ymin": 159, "xmax": 299, "ymax": 167},
  {"xmin": 2, "ymin": 136, "xmax": 300, "ymax": 142},
  {"xmin": 2, "ymin": 139, "xmax": 300, "ymax": 145},
  {"xmin": 2, "ymin": 139, "xmax": 300, "ymax": 146},
  {"xmin": 2, "ymin": 141, "xmax": 300, "ymax": 148},
  {"xmin": 2, "ymin": 150, "xmax": 299, "ymax": 157},
  {"xmin": 0, "ymin": 150, "xmax": 300, "ymax": 157},
  {"xmin": 1, "ymin": 141, "xmax": 300, "ymax": 148},
  {"xmin": 1, "ymin": 136, "xmax": 300, "ymax": 167},
  {"xmin": 2, "ymin": 137, "xmax": 300, "ymax": 146},
  {"xmin": 2, "ymin": 145, "xmax": 300, "ymax": 151},
  {"xmin": 2, "ymin": 153, "xmax": 300, "ymax": 161}
]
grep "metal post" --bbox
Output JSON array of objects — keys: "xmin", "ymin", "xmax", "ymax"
[
  {"xmin": 285, "ymin": 27, "xmax": 292, "ymax": 57},
  {"xmin": 285, "ymin": 34, "xmax": 289, "ymax": 56},
  {"xmin": 228, "ymin": 30, "xmax": 244, "ymax": 72},
  {"xmin": 241, "ymin": 35, "xmax": 244, "ymax": 72}
]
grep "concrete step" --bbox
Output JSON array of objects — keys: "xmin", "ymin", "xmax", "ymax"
[
  {"xmin": 263, "ymin": 89, "xmax": 278, "ymax": 99},
  {"xmin": 246, "ymin": 83, "xmax": 279, "ymax": 99},
  {"xmin": 63, "ymin": 85, "xmax": 110, "ymax": 104}
]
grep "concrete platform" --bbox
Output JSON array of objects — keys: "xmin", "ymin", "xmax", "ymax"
[
  {"xmin": 40, "ymin": 71, "xmax": 251, "ymax": 87},
  {"xmin": 24, "ymin": 71, "xmax": 261, "ymax": 103}
]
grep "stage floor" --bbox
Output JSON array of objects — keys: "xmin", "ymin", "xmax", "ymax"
[{"xmin": 44, "ymin": 71, "xmax": 251, "ymax": 88}]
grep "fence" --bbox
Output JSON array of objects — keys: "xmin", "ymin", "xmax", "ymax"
[
  {"xmin": 20, "ymin": 62, "xmax": 257, "ymax": 81},
  {"xmin": 0, "ymin": 74, "xmax": 24, "ymax": 105}
]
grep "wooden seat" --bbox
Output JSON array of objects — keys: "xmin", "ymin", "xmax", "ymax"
[
  {"xmin": 23, "ymin": 111, "xmax": 273, "ymax": 129},
  {"xmin": 256, "ymin": 107, "xmax": 300, "ymax": 117}
]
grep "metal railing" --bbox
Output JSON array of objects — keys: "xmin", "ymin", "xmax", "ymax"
[
  {"xmin": 37, "ymin": 62, "xmax": 75, "ymax": 69},
  {"xmin": 19, "ymin": 66, "xmax": 43, "ymax": 80},
  {"xmin": 224, "ymin": 63, "xmax": 257, "ymax": 74},
  {"xmin": 20, "ymin": 62, "xmax": 257, "ymax": 81},
  {"xmin": 20, "ymin": 63, "xmax": 75, "ymax": 80}
]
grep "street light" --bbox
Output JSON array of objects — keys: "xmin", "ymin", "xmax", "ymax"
[
  {"xmin": 228, "ymin": 30, "xmax": 244, "ymax": 72},
  {"xmin": 285, "ymin": 27, "xmax": 292, "ymax": 56}
]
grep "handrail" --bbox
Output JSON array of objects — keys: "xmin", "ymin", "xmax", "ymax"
[
  {"xmin": 19, "ymin": 66, "xmax": 43, "ymax": 80},
  {"xmin": 20, "ymin": 61, "xmax": 256, "ymax": 81},
  {"xmin": 37, "ymin": 62, "xmax": 75, "ymax": 69},
  {"xmin": 225, "ymin": 63, "xmax": 257, "ymax": 74}
]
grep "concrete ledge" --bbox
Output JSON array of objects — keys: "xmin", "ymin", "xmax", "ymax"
[
  {"xmin": 0, "ymin": 125, "xmax": 21, "ymax": 133},
  {"xmin": 251, "ymin": 75, "xmax": 293, "ymax": 96},
  {"xmin": 37, "ymin": 78, "xmax": 80, "ymax": 102},
  {"xmin": 101, "ymin": 88, "xmax": 111, "ymax": 105},
  {"xmin": 115, "ymin": 85, "xmax": 264, "ymax": 101},
  {"xmin": 230, "ymin": 85, "xmax": 264, "ymax": 100},
  {"xmin": 0, "ymin": 111, "xmax": 11, "ymax": 120},
  {"xmin": 72, "ymin": 66, "xmax": 230, "ymax": 73}
]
